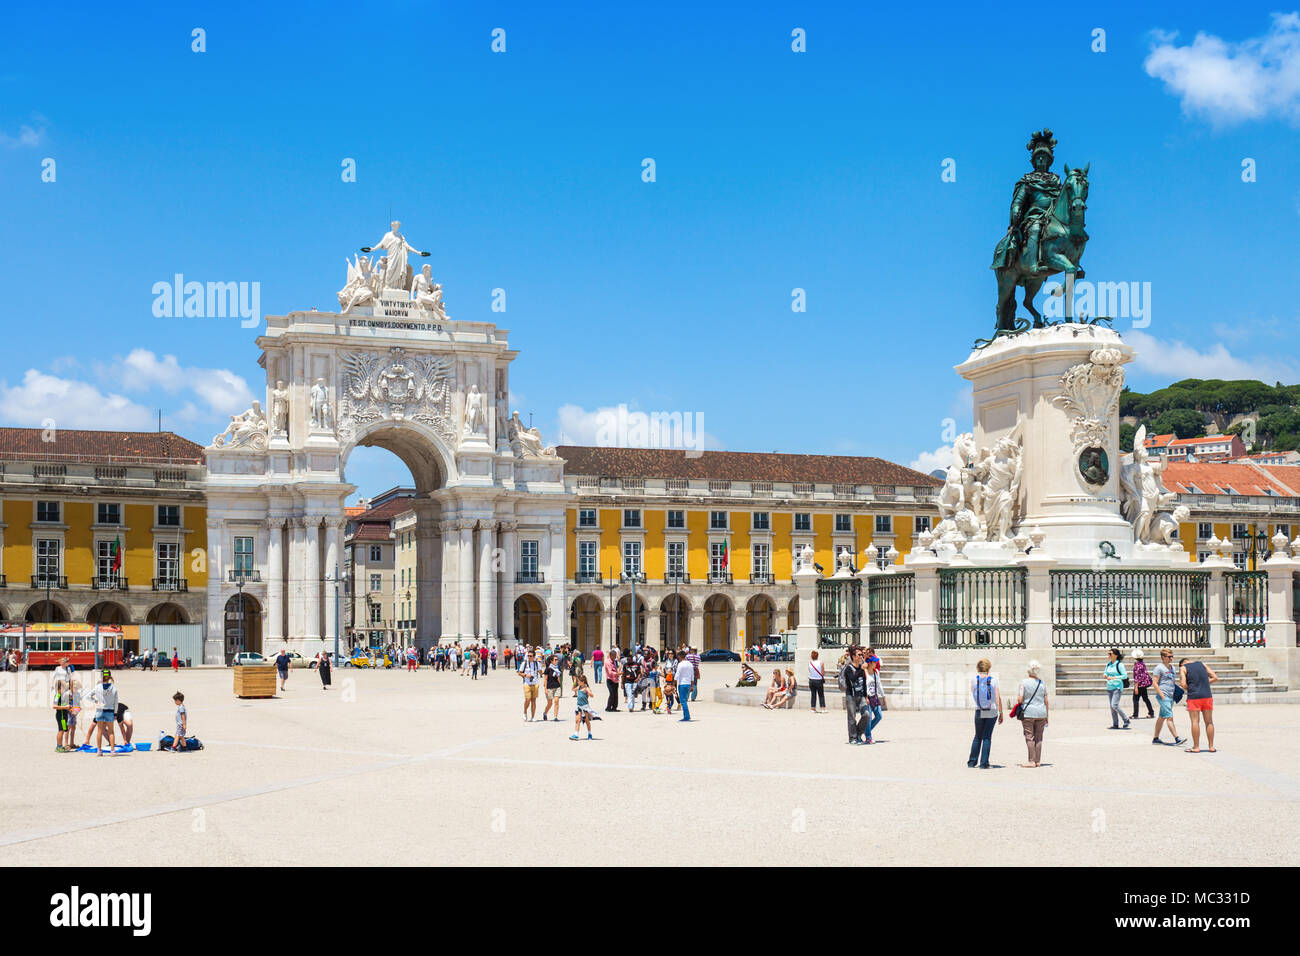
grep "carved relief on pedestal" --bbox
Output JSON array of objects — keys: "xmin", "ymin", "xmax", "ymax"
[
  {"xmin": 1051, "ymin": 346, "xmax": 1125, "ymax": 489},
  {"xmin": 337, "ymin": 347, "xmax": 456, "ymax": 446}
]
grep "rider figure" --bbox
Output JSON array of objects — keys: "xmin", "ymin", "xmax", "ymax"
[{"xmin": 992, "ymin": 129, "xmax": 1060, "ymax": 275}]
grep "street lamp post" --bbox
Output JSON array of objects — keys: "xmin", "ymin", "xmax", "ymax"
[{"xmin": 1239, "ymin": 523, "xmax": 1271, "ymax": 571}]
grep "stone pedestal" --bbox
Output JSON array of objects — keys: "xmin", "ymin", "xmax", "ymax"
[{"xmin": 955, "ymin": 324, "xmax": 1135, "ymax": 562}]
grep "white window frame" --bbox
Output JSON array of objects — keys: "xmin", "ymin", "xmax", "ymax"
[
  {"xmin": 36, "ymin": 500, "xmax": 61, "ymax": 523},
  {"xmin": 666, "ymin": 540, "xmax": 686, "ymax": 578},
  {"xmin": 875, "ymin": 514, "xmax": 893, "ymax": 534},
  {"xmin": 666, "ymin": 509, "xmax": 685, "ymax": 530},
  {"xmin": 794, "ymin": 512, "xmax": 811, "ymax": 532},
  {"xmin": 752, "ymin": 511, "xmax": 770, "ymax": 531},
  {"xmin": 369, "ymin": 544, "xmax": 383, "ymax": 562},
  {"xmin": 834, "ymin": 513, "xmax": 852, "ymax": 533},
  {"xmin": 622, "ymin": 509, "xmax": 641, "ymax": 529},
  {"xmin": 520, "ymin": 540, "xmax": 540, "ymax": 579},
  {"xmin": 36, "ymin": 538, "xmax": 61, "ymax": 583},
  {"xmin": 233, "ymin": 536, "xmax": 255, "ymax": 575},
  {"xmin": 157, "ymin": 504, "xmax": 180, "ymax": 527},
  {"xmin": 622, "ymin": 540, "xmax": 642, "ymax": 578},
  {"xmin": 578, "ymin": 508, "xmax": 597, "ymax": 528},
  {"xmin": 578, "ymin": 540, "xmax": 597, "ymax": 577},
  {"xmin": 709, "ymin": 510, "xmax": 728, "ymax": 531},
  {"xmin": 752, "ymin": 541, "xmax": 770, "ymax": 578},
  {"xmin": 157, "ymin": 542, "xmax": 180, "ymax": 588}
]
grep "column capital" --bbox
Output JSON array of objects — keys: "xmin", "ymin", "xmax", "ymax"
[
  {"xmin": 478, "ymin": 519, "xmax": 500, "ymax": 534},
  {"xmin": 455, "ymin": 518, "xmax": 477, "ymax": 532},
  {"xmin": 206, "ymin": 517, "xmax": 221, "ymax": 531},
  {"xmin": 438, "ymin": 519, "xmax": 458, "ymax": 535},
  {"xmin": 265, "ymin": 516, "xmax": 287, "ymax": 530},
  {"xmin": 499, "ymin": 519, "xmax": 519, "ymax": 533}
]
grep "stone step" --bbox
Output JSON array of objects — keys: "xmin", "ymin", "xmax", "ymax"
[{"xmin": 1055, "ymin": 681, "xmax": 1283, "ymax": 695}]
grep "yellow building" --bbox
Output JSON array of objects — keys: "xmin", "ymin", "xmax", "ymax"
[
  {"xmin": 556, "ymin": 446, "xmax": 943, "ymax": 654},
  {"xmin": 0, "ymin": 428, "xmax": 208, "ymax": 641},
  {"xmin": 1164, "ymin": 461, "xmax": 1300, "ymax": 567}
]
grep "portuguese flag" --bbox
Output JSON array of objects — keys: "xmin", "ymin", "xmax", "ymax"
[
  {"xmin": 110, "ymin": 535, "xmax": 123, "ymax": 572},
  {"xmin": 721, "ymin": 540, "xmax": 729, "ymax": 570}
]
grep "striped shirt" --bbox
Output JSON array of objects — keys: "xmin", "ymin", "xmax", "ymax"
[{"xmin": 686, "ymin": 652, "xmax": 701, "ymax": 669}]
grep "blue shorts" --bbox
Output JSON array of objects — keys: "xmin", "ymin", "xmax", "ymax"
[
  {"xmin": 94, "ymin": 709, "xmax": 114, "ymax": 723},
  {"xmin": 1158, "ymin": 695, "xmax": 1174, "ymax": 719}
]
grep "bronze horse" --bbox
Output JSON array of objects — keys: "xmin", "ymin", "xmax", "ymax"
[{"xmin": 993, "ymin": 164, "xmax": 1089, "ymax": 331}]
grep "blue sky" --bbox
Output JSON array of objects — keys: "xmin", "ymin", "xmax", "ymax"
[{"xmin": 2, "ymin": 1, "xmax": 1298, "ymax": 495}]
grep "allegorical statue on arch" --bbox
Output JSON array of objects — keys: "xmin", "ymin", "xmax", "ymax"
[{"xmin": 336, "ymin": 220, "xmax": 449, "ymax": 319}]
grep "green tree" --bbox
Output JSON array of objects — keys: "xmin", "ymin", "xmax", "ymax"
[
  {"xmin": 1150, "ymin": 408, "xmax": 1206, "ymax": 439},
  {"xmin": 1119, "ymin": 422, "xmax": 1136, "ymax": 451}
]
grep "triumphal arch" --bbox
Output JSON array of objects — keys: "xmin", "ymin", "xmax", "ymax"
[{"xmin": 202, "ymin": 222, "xmax": 569, "ymax": 663}]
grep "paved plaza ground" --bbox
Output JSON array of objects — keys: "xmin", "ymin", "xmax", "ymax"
[{"xmin": 3, "ymin": 663, "xmax": 1298, "ymax": 867}]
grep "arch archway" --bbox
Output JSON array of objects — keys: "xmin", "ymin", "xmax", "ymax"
[
  {"xmin": 787, "ymin": 595, "xmax": 799, "ymax": 631},
  {"xmin": 745, "ymin": 594, "xmax": 775, "ymax": 647},
  {"xmin": 615, "ymin": 594, "xmax": 647, "ymax": 650},
  {"xmin": 659, "ymin": 593, "xmax": 691, "ymax": 650},
  {"xmin": 569, "ymin": 594, "xmax": 602, "ymax": 657},
  {"xmin": 86, "ymin": 601, "xmax": 130, "ymax": 626},
  {"xmin": 147, "ymin": 603, "xmax": 189, "ymax": 625},
  {"xmin": 514, "ymin": 593, "xmax": 545, "ymax": 647},
  {"xmin": 703, "ymin": 594, "xmax": 734, "ymax": 652},
  {"xmin": 26, "ymin": 601, "xmax": 68, "ymax": 623},
  {"xmin": 225, "ymin": 593, "xmax": 263, "ymax": 658}
]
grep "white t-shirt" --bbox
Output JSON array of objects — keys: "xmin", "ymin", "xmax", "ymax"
[
  {"xmin": 675, "ymin": 659, "xmax": 694, "ymax": 687},
  {"xmin": 520, "ymin": 660, "xmax": 540, "ymax": 685},
  {"xmin": 808, "ymin": 660, "xmax": 824, "ymax": 681}
]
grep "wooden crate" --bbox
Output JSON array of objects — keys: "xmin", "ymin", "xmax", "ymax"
[{"xmin": 233, "ymin": 665, "xmax": 277, "ymax": 699}]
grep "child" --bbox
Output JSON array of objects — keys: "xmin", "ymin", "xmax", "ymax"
[
  {"xmin": 68, "ymin": 679, "xmax": 81, "ymax": 750},
  {"xmin": 80, "ymin": 680, "xmax": 103, "ymax": 748},
  {"xmin": 53, "ymin": 679, "xmax": 70, "ymax": 752},
  {"xmin": 95, "ymin": 669, "xmax": 118, "ymax": 756},
  {"xmin": 570, "ymin": 675, "xmax": 594, "ymax": 740},
  {"xmin": 171, "ymin": 691, "xmax": 187, "ymax": 752},
  {"xmin": 662, "ymin": 660, "xmax": 676, "ymax": 715}
]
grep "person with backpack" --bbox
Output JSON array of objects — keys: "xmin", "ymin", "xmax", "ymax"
[
  {"xmin": 840, "ymin": 646, "xmax": 871, "ymax": 745},
  {"xmin": 1014, "ymin": 660, "xmax": 1048, "ymax": 768},
  {"xmin": 968, "ymin": 658, "xmax": 1002, "ymax": 768},
  {"xmin": 1104, "ymin": 648, "xmax": 1131, "ymax": 730}
]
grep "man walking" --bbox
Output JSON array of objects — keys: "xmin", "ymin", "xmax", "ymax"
[
  {"xmin": 841, "ymin": 647, "xmax": 871, "ymax": 745},
  {"xmin": 520, "ymin": 649, "xmax": 541, "ymax": 721},
  {"xmin": 1151, "ymin": 648, "xmax": 1185, "ymax": 747},
  {"xmin": 275, "ymin": 647, "xmax": 291, "ymax": 691},
  {"xmin": 674, "ymin": 651, "xmax": 694, "ymax": 721},
  {"xmin": 686, "ymin": 646, "xmax": 701, "ymax": 701},
  {"xmin": 1179, "ymin": 657, "xmax": 1218, "ymax": 753}
]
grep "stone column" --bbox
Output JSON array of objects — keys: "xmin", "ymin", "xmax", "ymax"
[
  {"xmin": 547, "ymin": 521, "xmax": 566, "ymax": 642},
  {"xmin": 477, "ymin": 520, "xmax": 498, "ymax": 640},
  {"xmin": 323, "ymin": 516, "xmax": 344, "ymax": 652},
  {"xmin": 416, "ymin": 508, "xmax": 441, "ymax": 646},
  {"xmin": 303, "ymin": 517, "xmax": 322, "ymax": 644},
  {"xmin": 439, "ymin": 519, "xmax": 459, "ymax": 642},
  {"xmin": 285, "ymin": 518, "xmax": 304, "ymax": 640},
  {"xmin": 646, "ymin": 609, "xmax": 661, "ymax": 650},
  {"xmin": 204, "ymin": 518, "xmax": 225, "ymax": 664},
  {"xmin": 458, "ymin": 519, "xmax": 475, "ymax": 640},
  {"xmin": 265, "ymin": 517, "xmax": 286, "ymax": 646},
  {"xmin": 1019, "ymin": 553, "xmax": 1057, "ymax": 652},
  {"xmin": 1206, "ymin": 563, "xmax": 1229, "ymax": 649},
  {"xmin": 498, "ymin": 520, "xmax": 518, "ymax": 643},
  {"xmin": 1264, "ymin": 550, "xmax": 1297, "ymax": 648},
  {"xmin": 687, "ymin": 608, "xmax": 704, "ymax": 650}
]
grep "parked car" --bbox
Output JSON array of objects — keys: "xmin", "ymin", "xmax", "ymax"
[
  {"xmin": 281, "ymin": 651, "xmax": 310, "ymax": 669},
  {"xmin": 232, "ymin": 651, "xmax": 267, "ymax": 666},
  {"xmin": 699, "ymin": 648, "xmax": 740, "ymax": 663},
  {"xmin": 310, "ymin": 653, "xmax": 348, "ymax": 669}
]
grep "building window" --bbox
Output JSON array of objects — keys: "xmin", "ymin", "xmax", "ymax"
[
  {"xmin": 667, "ymin": 540, "xmax": 686, "ymax": 579},
  {"xmin": 709, "ymin": 542, "xmax": 729, "ymax": 578},
  {"xmin": 666, "ymin": 509, "xmax": 685, "ymax": 529},
  {"xmin": 578, "ymin": 508, "xmax": 597, "ymax": 528},
  {"xmin": 36, "ymin": 501, "xmax": 60, "ymax": 523},
  {"xmin": 834, "ymin": 513, "xmax": 852, "ymax": 533},
  {"xmin": 1197, "ymin": 522, "xmax": 1212, "ymax": 540},
  {"xmin": 369, "ymin": 545, "xmax": 383, "ymax": 562},
  {"xmin": 752, "ymin": 511, "xmax": 770, "ymax": 531},
  {"xmin": 234, "ymin": 536, "xmax": 255, "ymax": 576},
  {"xmin": 520, "ymin": 540, "xmax": 539, "ymax": 579},
  {"xmin": 578, "ymin": 541, "xmax": 597, "ymax": 578},
  {"xmin": 369, "ymin": 604, "xmax": 382, "ymax": 624},
  {"xmin": 1197, "ymin": 551, "xmax": 1210, "ymax": 564},
  {"xmin": 157, "ymin": 542, "xmax": 180, "ymax": 587},
  {"xmin": 1232, "ymin": 551, "xmax": 1247, "ymax": 569},
  {"xmin": 875, "ymin": 514, "xmax": 893, "ymax": 534},
  {"xmin": 157, "ymin": 505, "xmax": 180, "ymax": 527},
  {"xmin": 752, "ymin": 542, "xmax": 770, "ymax": 578},
  {"xmin": 369, "ymin": 573, "xmax": 381, "ymax": 592},
  {"xmin": 710, "ymin": 511, "xmax": 728, "ymax": 530},
  {"xmin": 97, "ymin": 540, "xmax": 120, "ymax": 585},
  {"xmin": 623, "ymin": 540, "xmax": 642, "ymax": 578},
  {"xmin": 623, "ymin": 509, "xmax": 641, "ymax": 529},
  {"xmin": 794, "ymin": 513, "xmax": 811, "ymax": 532},
  {"xmin": 1231, "ymin": 523, "xmax": 1248, "ymax": 539},
  {"xmin": 914, "ymin": 515, "xmax": 931, "ymax": 533},
  {"xmin": 97, "ymin": 503, "xmax": 121, "ymax": 525},
  {"xmin": 36, "ymin": 539, "xmax": 60, "ymax": 583}
]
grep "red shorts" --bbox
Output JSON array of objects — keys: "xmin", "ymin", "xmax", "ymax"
[{"xmin": 1187, "ymin": 697, "xmax": 1213, "ymax": 712}]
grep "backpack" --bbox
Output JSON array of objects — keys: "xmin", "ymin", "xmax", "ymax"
[
  {"xmin": 836, "ymin": 665, "xmax": 848, "ymax": 694},
  {"xmin": 974, "ymin": 674, "xmax": 994, "ymax": 710}
]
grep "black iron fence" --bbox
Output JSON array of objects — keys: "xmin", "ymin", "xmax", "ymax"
[
  {"xmin": 868, "ymin": 572, "xmax": 914, "ymax": 648},
  {"xmin": 1224, "ymin": 571, "xmax": 1268, "ymax": 647},
  {"xmin": 938, "ymin": 567, "xmax": 1026, "ymax": 648},
  {"xmin": 1050, "ymin": 569, "xmax": 1210, "ymax": 648},
  {"xmin": 817, "ymin": 577, "xmax": 861, "ymax": 648}
]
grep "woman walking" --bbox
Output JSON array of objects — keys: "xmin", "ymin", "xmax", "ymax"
[
  {"xmin": 318, "ymin": 650, "xmax": 332, "ymax": 691},
  {"xmin": 807, "ymin": 650, "xmax": 826, "ymax": 713},
  {"xmin": 1105, "ymin": 648, "xmax": 1131, "ymax": 730},
  {"xmin": 1016, "ymin": 660, "xmax": 1048, "ymax": 768},
  {"xmin": 604, "ymin": 649, "xmax": 621, "ymax": 712},
  {"xmin": 863, "ymin": 655, "xmax": 884, "ymax": 743},
  {"xmin": 968, "ymin": 658, "xmax": 1002, "ymax": 768},
  {"xmin": 1130, "ymin": 649, "xmax": 1154, "ymax": 720}
]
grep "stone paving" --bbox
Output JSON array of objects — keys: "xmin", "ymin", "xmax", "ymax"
[{"xmin": 2, "ymin": 662, "xmax": 1297, "ymax": 866}]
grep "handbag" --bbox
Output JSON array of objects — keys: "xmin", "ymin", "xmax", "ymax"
[
  {"xmin": 1173, "ymin": 686, "xmax": 1184, "ymax": 704},
  {"xmin": 1010, "ymin": 679, "xmax": 1041, "ymax": 720}
]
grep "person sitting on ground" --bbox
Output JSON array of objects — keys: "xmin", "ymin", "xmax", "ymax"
[
  {"xmin": 736, "ymin": 661, "xmax": 760, "ymax": 687},
  {"xmin": 762, "ymin": 669, "xmax": 786, "ymax": 709}
]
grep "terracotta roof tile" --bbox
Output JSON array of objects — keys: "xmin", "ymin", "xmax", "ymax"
[
  {"xmin": 1162, "ymin": 462, "xmax": 1293, "ymax": 497},
  {"xmin": 554, "ymin": 446, "xmax": 941, "ymax": 487},
  {"xmin": 0, "ymin": 427, "xmax": 204, "ymax": 464}
]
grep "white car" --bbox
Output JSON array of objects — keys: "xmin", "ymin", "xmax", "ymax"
[{"xmin": 232, "ymin": 651, "xmax": 267, "ymax": 666}]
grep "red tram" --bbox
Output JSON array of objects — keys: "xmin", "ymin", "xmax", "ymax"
[{"xmin": 0, "ymin": 623, "xmax": 124, "ymax": 669}]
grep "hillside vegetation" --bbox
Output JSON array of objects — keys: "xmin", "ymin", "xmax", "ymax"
[{"xmin": 1118, "ymin": 379, "xmax": 1300, "ymax": 453}]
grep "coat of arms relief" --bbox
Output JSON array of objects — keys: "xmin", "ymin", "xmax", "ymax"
[{"xmin": 338, "ymin": 347, "xmax": 457, "ymax": 446}]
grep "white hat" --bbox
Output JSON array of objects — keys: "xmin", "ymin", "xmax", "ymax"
[{"xmin": 1133, "ymin": 649, "xmax": 1144, "ymax": 659}]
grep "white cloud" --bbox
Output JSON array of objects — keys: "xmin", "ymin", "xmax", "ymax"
[
  {"xmin": 1126, "ymin": 330, "xmax": 1300, "ymax": 383},
  {"xmin": 1145, "ymin": 13, "xmax": 1300, "ymax": 124},
  {"xmin": 910, "ymin": 444, "xmax": 954, "ymax": 476},
  {"xmin": 0, "ymin": 369, "xmax": 155, "ymax": 430},
  {"xmin": 555, "ymin": 402, "xmax": 722, "ymax": 450},
  {"xmin": 0, "ymin": 122, "xmax": 45, "ymax": 149},
  {"xmin": 114, "ymin": 348, "xmax": 253, "ymax": 418}
]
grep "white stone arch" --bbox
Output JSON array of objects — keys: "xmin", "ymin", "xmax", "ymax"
[{"xmin": 340, "ymin": 417, "xmax": 459, "ymax": 494}]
